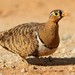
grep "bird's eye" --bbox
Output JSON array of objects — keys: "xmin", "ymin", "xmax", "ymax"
[
  {"xmin": 51, "ymin": 11, "xmax": 60, "ymax": 17},
  {"xmin": 55, "ymin": 12, "xmax": 58, "ymax": 15}
]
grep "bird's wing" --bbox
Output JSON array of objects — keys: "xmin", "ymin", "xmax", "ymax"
[{"xmin": 0, "ymin": 22, "xmax": 44, "ymax": 58}]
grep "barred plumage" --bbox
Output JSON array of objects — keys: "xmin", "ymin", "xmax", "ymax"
[{"xmin": 0, "ymin": 22, "xmax": 44, "ymax": 58}]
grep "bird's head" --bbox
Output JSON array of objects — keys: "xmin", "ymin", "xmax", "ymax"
[{"xmin": 49, "ymin": 9, "xmax": 68, "ymax": 23}]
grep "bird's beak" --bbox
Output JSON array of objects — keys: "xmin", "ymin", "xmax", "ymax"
[{"xmin": 62, "ymin": 12, "xmax": 69, "ymax": 17}]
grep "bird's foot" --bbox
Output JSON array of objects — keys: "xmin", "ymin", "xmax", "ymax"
[{"xmin": 35, "ymin": 57, "xmax": 45, "ymax": 65}]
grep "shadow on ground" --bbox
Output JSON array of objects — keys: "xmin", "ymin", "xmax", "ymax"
[{"xmin": 26, "ymin": 57, "xmax": 75, "ymax": 66}]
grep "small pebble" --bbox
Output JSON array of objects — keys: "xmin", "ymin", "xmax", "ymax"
[
  {"xmin": 61, "ymin": 48, "xmax": 66, "ymax": 53},
  {"xmin": 21, "ymin": 68, "xmax": 25, "ymax": 73}
]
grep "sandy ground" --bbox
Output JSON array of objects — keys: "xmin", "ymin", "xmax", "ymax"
[{"xmin": 0, "ymin": 0, "xmax": 75, "ymax": 75}]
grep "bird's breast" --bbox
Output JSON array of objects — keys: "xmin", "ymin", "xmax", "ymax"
[{"xmin": 35, "ymin": 31, "xmax": 57, "ymax": 56}]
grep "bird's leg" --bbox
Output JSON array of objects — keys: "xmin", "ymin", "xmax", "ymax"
[
  {"xmin": 34, "ymin": 56, "xmax": 45, "ymax": 65},
  {"xmin": 34, "ymin": 56, "xmax": 41, "ymax": 65}
]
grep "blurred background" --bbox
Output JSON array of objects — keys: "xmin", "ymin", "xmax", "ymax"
[{"xmin": 0, "ymin": 0, "xmax": 74, "ymax": 35}]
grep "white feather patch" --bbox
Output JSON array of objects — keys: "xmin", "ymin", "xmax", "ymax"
[{"xmin": 35, "ymin": 32, "xmax": 46, "ymax": 51}]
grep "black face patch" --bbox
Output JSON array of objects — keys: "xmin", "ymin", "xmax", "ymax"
[{"xmin": 59, "ymin": 10, "xmax": 63, "ymax": 17}]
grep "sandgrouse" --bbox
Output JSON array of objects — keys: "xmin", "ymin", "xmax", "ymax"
[{"xmin": 0, "ymin": 10, "xmax": 67, "ymax": 59}]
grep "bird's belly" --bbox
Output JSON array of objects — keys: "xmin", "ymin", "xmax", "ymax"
[{"xmin": 38, "ymin": 45, "xmax": 57, "ymax": 56}]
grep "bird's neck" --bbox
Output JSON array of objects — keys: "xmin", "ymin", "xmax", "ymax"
[{"xmin": 38, "ymin": 20, "xmax": 59, "ymax": 48}]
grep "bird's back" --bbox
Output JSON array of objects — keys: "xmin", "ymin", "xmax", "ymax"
[{"xmin": 0, "ymin": 22, "xmax": 44, "ymax": 58}]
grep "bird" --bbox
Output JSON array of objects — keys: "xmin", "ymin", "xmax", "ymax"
[{"xmin": 0, "ymin": 9, "xmax": 67, "ymax": 60}]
